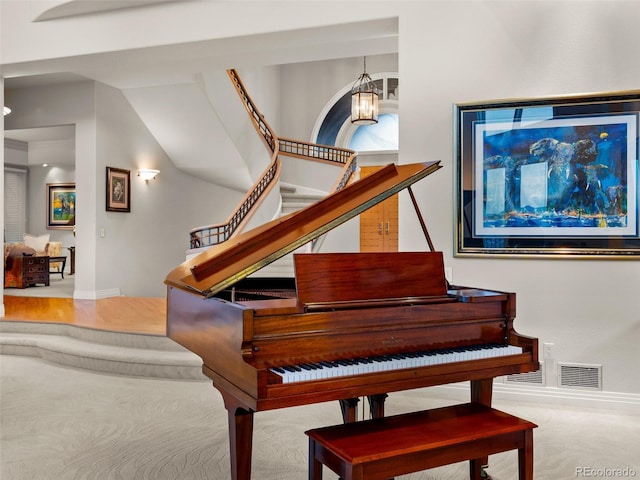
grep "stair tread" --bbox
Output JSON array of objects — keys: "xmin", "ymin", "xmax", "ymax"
[{"xmin": 0, "ymin": 332, "xmax": 200, "ymax": 364}]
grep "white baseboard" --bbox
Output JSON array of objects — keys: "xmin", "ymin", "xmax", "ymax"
[
  {"xmin": 73, "ymin": 288, "xmax": 121, "ymax": 300},
  {"xmin": 426, "ymin": 382, "xmax": 640, "ymax": 414}
]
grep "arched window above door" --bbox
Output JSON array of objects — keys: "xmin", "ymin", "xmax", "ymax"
[
  {"xmin": 348, "ymin": 113, "xmax": 398, "ymax": 151},
  {"xmin": 312, "ymin": 73, "xmax": 398, "ymax": 151}
]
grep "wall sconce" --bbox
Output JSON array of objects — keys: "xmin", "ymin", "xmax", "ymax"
[
  {"xmin": 3, "ymin": 106, "xmax": 11, "ymax": 116},
  {"xmin": 138, "ymin": 169, "xmax": 160, "ymax": 181}
]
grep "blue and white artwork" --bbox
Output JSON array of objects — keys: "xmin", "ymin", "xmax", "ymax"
[{"xmin": 474, "ymin": 114, "xmax": 637, "ymax": 236}]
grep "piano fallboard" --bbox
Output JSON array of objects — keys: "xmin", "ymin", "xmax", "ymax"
[{"xmin": 246, "ymin": 302, "xmax": 511, "ymax": 365}]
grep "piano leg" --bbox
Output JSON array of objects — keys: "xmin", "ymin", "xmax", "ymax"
[
  {"xmin": 471, "ymin": 378, "xmax": 493, "ymax": 406},
  {"xmin": 367, "ymin": 393, "xmax": 388, "ymax": 419},
  {"xmin": 339, "ymin": 394, "xmax": 389, "ymax": 424},
  {"xmin": 471, "ymin": 378, "xmax": 493, "ymax": 480},
  {"xmin": 339, "ymin": 398, "xmax": 360, "ymax": 423},
  {"xmin": 338, "ymin": 396, "xmax": 392, "ymax": 480},
  {"xmin": 227, "ymin": 407, "xmax": 254, "ymax": 480}
]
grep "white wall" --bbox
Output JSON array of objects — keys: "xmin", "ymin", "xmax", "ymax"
[
  {"xmin": 4, "ymin": 140, "xmax": 28, "ymax": 166},
  {"xmin": 92, "ymin": 82, "xmax": 243, "ymax": 297},
  {"xmin": 396, "ymin": 1, "xmax": 640, "ymax": 397}
]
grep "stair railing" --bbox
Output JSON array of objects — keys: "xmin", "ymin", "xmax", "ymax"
[
  {"xmin": 228, "ymin": 69, "xmax": 277, "ymax": 153},
  {"xmin": 188, "ymin": 159, "xmax": 280, "ymax": 248},
  {"xmin": 188, "ymin": 69, "xmax": 357, "ymax": 250}
]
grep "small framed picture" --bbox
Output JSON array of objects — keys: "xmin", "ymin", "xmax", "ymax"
[
  {"xmin": 47, "ymin": 183, "xmax": 76, "ymax": 229},
  {"xmin": 106, "ymin": 167, "xmax": 131, "ymax": 212}
]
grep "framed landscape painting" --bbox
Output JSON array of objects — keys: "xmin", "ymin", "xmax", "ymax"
[
  {"xmin": 455, "ymin": 90, "xmax": 640, "ymax": 257},
  {"xmin": 47, "ymin": 183, "xmax": 76, "ymax": 229}
]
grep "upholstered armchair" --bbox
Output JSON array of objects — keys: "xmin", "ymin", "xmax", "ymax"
[
  {"xmin": 45, "ymin": 241, "xmax": 63, "ymax": 272},
  {"xmin": 3, "ymin": 234, "xmax": 65, "ymax": 278}
]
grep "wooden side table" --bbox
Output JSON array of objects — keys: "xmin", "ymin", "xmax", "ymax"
[
  {"xmin": 6, "ymin": 255, "xmax": 51, "ymax": 288},
  {"xmin": 67, "ymin": 246, "xmax": 75, "ymax": 275},
  {"xmin": 24, "ymin": 255, "xmax": 50, "ymax": 287},
  {"xmin": 49, "ymin": 256, "xmax": 67, "ymax": 279}
]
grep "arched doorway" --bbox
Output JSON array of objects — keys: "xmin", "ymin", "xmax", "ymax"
[{"xmin": 312, "ymin": 73, "xmax": 399, "ymax": 252}]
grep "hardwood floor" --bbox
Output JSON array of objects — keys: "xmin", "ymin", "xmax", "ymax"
[{"xmin": 1, "ymin": 295, "xmax": 167, "ymax": 336}]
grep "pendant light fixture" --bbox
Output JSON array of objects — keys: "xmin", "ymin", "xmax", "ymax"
[{"xmin": 351, "ymin": 57, "xmax": 379, "ymax": 125}]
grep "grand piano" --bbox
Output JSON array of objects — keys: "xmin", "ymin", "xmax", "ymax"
[{"xmin": 165, "ymin": 161, "xmax": 539, "ymax": 480}]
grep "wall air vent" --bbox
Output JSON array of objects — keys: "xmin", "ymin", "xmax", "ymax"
[
  {"xmin": 505, "ymin": 362, "xmax": 544, "ymax": 386},
  {"xmin": 559, "ymin": 363, "xmax": 602, "ymax": 390}
]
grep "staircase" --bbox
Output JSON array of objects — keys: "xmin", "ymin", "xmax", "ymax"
[
  {"xmin": 280, "ymin": 183, "xmax": 325, "ymax": 215},
  {"xmin": 186, "ymin": 69, "xmax": 357, "ymax": 253},
  {"xmin": 244, "ymin": 183, "xmax": 325, "ymax": 278}
]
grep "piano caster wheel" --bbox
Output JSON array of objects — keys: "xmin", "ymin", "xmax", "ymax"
[{"xmin": 481, "ymin": 467, "xmax": 492, "ymax": 479}]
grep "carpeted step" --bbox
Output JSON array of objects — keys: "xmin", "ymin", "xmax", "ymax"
[
  {"xmin": 0, "ymin": 320, "xmax": 184, "ymax": 350},
  {"xmin": 0, "ymin": 322, "xmax": 205, "ymax": 380}
]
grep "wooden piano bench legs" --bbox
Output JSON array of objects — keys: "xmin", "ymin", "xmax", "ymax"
[{"xmin": 306, "ymin": 403, "xmax": 537, "ymax": 480}]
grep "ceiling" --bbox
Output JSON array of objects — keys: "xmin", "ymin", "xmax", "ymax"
[
  {"xmin": 33, "ymin": 0, "xmax": 186, "ymax": 22},
  {"xmin": 4, "ymin": 125, "xmax": 75, "ymax": 143},
  {"xmin": 3, "ymin": 7, "xmax": 398, "ymax": 176},
  {"xmin": 5, "ymin": 75, "xmax": 86, "ymax": 145}
]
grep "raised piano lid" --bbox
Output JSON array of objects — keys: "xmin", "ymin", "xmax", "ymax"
[{"xmin": 165, "ymin": 161, "xmax": 442, "ymax": 297}]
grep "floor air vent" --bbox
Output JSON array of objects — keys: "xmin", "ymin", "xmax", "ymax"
[
  {"xmin": 559, "ymin": 363, "xmax": 602, "ymax": 390},
  {"xmin": 505, "ymin": 362, "xmax": 544, "ymax": 386}
]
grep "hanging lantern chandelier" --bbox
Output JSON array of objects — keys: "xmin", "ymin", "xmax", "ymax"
[{"xmin": 351, "ymin": 57, "xmax": 379, "ymax": 125}]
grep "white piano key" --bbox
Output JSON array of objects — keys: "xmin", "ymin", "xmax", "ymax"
[{"xmin": 270, "ymin": 343, "xmax": 524, "ymax": 384}]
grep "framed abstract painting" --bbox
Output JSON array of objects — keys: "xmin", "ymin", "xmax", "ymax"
[{"xmin": 455, "ymin": 90, "xmax": 640, "ymax": 258}]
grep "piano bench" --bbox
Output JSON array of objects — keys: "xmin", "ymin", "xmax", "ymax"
[{"xmin": 306, "ymin": 402, "xmax": 537, "ymax": 480}]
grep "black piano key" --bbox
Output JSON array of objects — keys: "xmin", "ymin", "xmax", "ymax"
[
  {"xmin": 319, "ymin": 361, "xmax": 337, "ymax": 368},
  {"xmin": 271, "ymin": 343, "xmax": 522, "ymax": 383}
]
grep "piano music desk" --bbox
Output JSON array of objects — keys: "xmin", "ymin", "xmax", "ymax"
[{"xmin": 306, "ymin": 403, "xmax": 536, "ymax": 480}]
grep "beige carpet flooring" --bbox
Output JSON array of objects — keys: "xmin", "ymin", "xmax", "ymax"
[
  {"xmin": 3, "ymin": 274, "xmax": 74, "ymax": 298},
  {"xmin": 1, "ymin": 355, "xmax": 638, "ymax": 480}
]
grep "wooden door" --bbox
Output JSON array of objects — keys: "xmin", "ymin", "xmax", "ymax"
[{"xmin": 359, "ymin": 166, "xmax": 398, "ymax": 252}]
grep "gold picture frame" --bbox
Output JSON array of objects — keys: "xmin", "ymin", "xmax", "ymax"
[{"xmin": 454, "ymin": 90, "xmax": 640, "ymax": 258}]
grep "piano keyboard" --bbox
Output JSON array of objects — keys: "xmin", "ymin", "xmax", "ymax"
[{"xmin": 270, "ymin": 343, "xmax": 523, "ymax": 384}]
